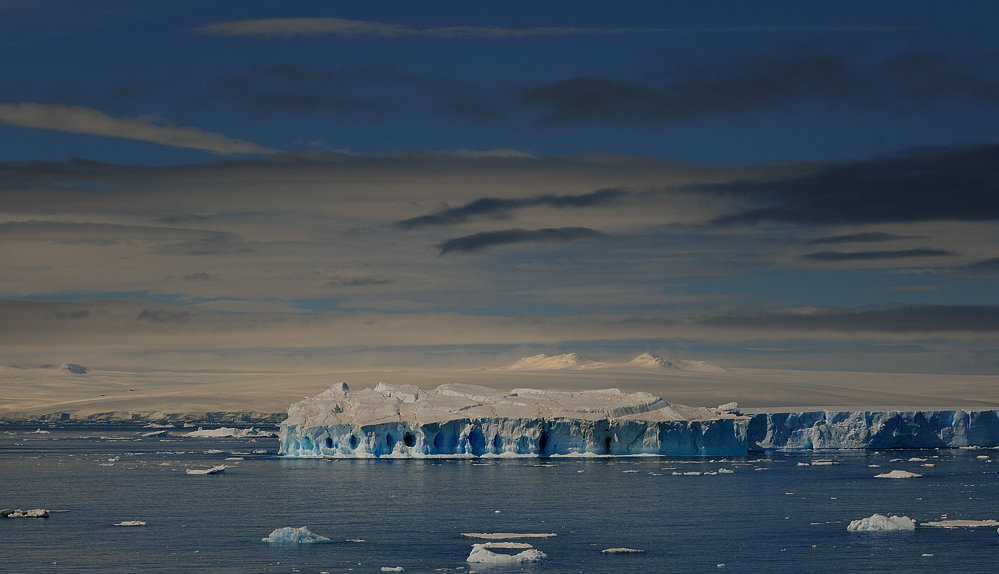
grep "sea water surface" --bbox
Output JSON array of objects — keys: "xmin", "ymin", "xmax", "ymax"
[{"xmin": 3, "ymin": 426, "xmax": 999, "ymax": 572}]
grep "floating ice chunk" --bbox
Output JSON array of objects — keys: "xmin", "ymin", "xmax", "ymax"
[
  {"xmin": 875, "ymin": 470, "xmax": 922, "ymax": 479},
  {"xmin": 467, "ymin": 544, "xmax": 546, "ymax": 564},
  {"xmin": 921, "ymin": 519, "xmax": 999, "ymax": 528},
  {"xmin": 186, "ymin": 465, "xmax": 226, "ymax": 475},
  {"xmin": 30, "ymin": 429, "xmax": 50, "ymax": 434},
  {"xmin": 142, "ymin": 430, "xmax": 169, "ymax": 437},
  {"xmin": 1, "ymin": 508, "xmax": 49, "ymax": 518},
  {"xmin": 261, "ymin": 526, "xmax": 330, "ymax": 543},
  {"xmin": 185, "ymin": 427, "xmax": 276, "ymax": 438},
  {"xmin": 480, "ymin": 542, "xmax": 535, "ymax": 549},
  {"xmin": 462, "ymin": 532, "xmax": 556, "ymax": 539},
  {"xmin": 847, "ymin": 514, "xmax": 916, "ymax": 532},
  {"xmin": 908, "ymin": 457, "xmax": 927, "ymax": 462},
  {"xmin": 114, "ymin": 521, "xmax": 147, "ymax": 527},
  {"xmin": 717, "ymin": 468, "xmax": 734, "ymax": 474},
  {"xmin": 380, "ymin": 567, "xmax": 405, "ymax": 572},
  {"xmin": 602, "ymin": 548, "xmax": 644, "ymax": 554}
]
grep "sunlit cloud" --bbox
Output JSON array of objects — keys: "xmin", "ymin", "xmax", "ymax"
[{"xmin": 0, "ymin": 102, "xmax": 275, "ymax": 155}]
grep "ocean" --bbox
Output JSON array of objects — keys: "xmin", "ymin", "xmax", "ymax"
[{"xmin": 3, "ymin": 426, "xmax": 998, "ymax": 572}]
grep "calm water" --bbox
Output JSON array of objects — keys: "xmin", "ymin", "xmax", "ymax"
[{"xmin": 3, "ymin": 427, "xmax": 999, "ymax": 572}]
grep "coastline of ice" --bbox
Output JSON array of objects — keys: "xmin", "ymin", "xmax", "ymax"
[
  {"xmin": 278, "ymin": 383, "xmax": 999, "ymax": 458},
  {"xmin": 185, "ymin": 427, "xmax": 276, "ymax": 439}
]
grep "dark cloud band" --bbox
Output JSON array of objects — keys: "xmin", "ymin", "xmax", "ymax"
[
  {"xmin": 398, "ymin": 188, "xmax": 628, "ymax": 229},
  {"xmin": 803, "ymin": 248, "xmax": 956, "ymax": 261},
  {"xmin": 438, "ymin": 227, "xmax": 602, "ymax": 254}
]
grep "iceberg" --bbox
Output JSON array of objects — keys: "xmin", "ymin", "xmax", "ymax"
[
  {"xmin": 467, "ymin": 543, "xmax": 547, "ymax": 564},
  {"xmin": 279, "ymin": 383, "xmax": 999, "ymax": 458},
  {"xmin": 462, "ymin": 533, "xmax": 557, "ymax": 540},
  {"xmin": 280, "ymin": 383, "xmax": 748, "ymax": 458},
  {"xmin": 921, "ymin": 519, "xmax": 999, "ymax": 528},
  {"xmin": 261, "ymin": 526, "xmax": 330, "ymax": 543},
  {"xmin": 114, "ymin": 521, "xmax": 147, "ymax": 527},
  {"xmin": 185, "ymin": 427, "xmax": 276, "ymax": 438},
  {"xmin": 875, "ymin": 470, "xmax": 922, "ymax": 479},
  {"xmin": 602, "ymin": 548, "xmax": 645, "ymax": 554},
  {"xmin": 1, "ymin": 508, "xmax": 49, "ymax": 519},
  {"xmin": 847, "ymin": 514, "xmax": 916, "ymax": 532}
]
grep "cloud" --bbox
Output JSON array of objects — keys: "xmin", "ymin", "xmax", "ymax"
[
  {"xmin": 524, "ymin": 49, "xmax": 999, "ymax": 124},
  {"xmin": 802, "ymin": 248, "xmax": 957, "ymax": 261},
  {"xmin": 963, "ymin": 256, "xmax": 999, "ymax": 274},
  {"xmin": 196, "ymin": 17, "xmax": 666, "ymax": 39},
  {"xmin": 326, "ymin": 276, "xmax": 393, "ymax": 288},
  {"xmin": 703, "ymin": 144, "xmax": 999, "ymax": 225},
  {"xmin": 805, "ymin": 232, "xmax": 921, "ymax": 245},
  {"xmin": 182, "ymin": 272, "xmax": 214, "ymax": 281},
  {"xmin": 438, "ymin": 227, "xmax": 603, "ymax": 254},
  {"xmin": 397, "ymin": 188, "xmax": 629, "ymax": 229},
  {"xmin": 693, "ymin": 305, "xmax": 999, "ymax": 334},
  {"xmin": 0, "ymin": 102, "xmax": 274, "ymax": 155},
  {"xmin": 137, "ymin": 309, "xmax": 193, "ymax": 323}
]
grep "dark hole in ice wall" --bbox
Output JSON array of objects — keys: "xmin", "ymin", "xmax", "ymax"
[
  {"xmin": 433, "ymin": 432, "xmax": 443, "ymax": 452},
  {"xmin": 386, "ymin": 433, "xmax": 396, "ymax": 449},
  {"xmin": 403, "ymin": 432, "xmax": 415, "ymax": 447},
  {"xmin": 492, "ymin": 433, "xmax": 502, "ymax": 453},
  {"xmin": 538, "ymin": 432, "xmax": 548, "ymax": 456},
  {"xmin": 467, "ymin": 429, "xmax": 486, "ymax": 456},
  {"xmin": 349, "ymin": 434, "xmax": 360, "ymax": 450},
  {"xmin": 604, "ymin": 436, "xmax": 612, "ymax": 454},
  {"xmin": 326, "ymin": 437, "xmax": 333, "ymax": 449}
]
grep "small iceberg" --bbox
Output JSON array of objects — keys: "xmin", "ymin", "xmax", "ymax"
[
  {"xmin": 1, "ymin": 508, "xmax": 49, "ymax": 519},
  {"xmin": 142, "ymin": 430, "xmax": 169, "ymax": 438},
  {"xmin": 30, "ymin": 429, "xmax": 51, "ymax": 434},
  {"xmin": 186, "ymin": 465, "xmax": 227, "ymax": 475},
  {"xmin": 381, "ymin": 568, "xmax": 405, "ymax": 572},
  {"xmin": 114, "ymin": 521, "xmax": 147, "ymax": 527},
  {"xmin": 467, "ymin": 543, "xmax": 546, "ymax": 565},
  {"xmin": 847, "ymin": 514, "xmax": 916, "ymax": 532},
  {"xmin": 602, "ymin": 548, "xmax": 644, "ymax": 554},
  {"xmin": 875, "ymin": 470, "xmax": 922, "ymax": 479},
  {"xmin": 461, "ymin": 532, "xmax": 557, "ymax": 539},
  {"xmin": 262, "ymin": 526, "xmax": 330, "ymax": 544}
]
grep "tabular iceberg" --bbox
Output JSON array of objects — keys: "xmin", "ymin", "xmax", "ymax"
[
  {"xmin": 278, "ymin": 383, "xmax": 999, "ymax": 458},
  {"xmin": 279, "ymin": 383, "xmax": 748, "ymax": 458}
]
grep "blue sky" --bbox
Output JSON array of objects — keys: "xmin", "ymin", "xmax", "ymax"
[{"xmin": 1, "ymin": 1, "xmax": 998, "ymax": 374}]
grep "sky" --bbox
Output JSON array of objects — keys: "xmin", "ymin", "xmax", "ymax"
[{"xmin": 1, "ymin": 1, "xmax": 998, "ymax": 376}]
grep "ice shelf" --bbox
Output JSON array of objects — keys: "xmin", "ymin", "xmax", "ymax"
[{"xmin": 278, "ymin": 383, "xmax": 999, "ymax": 458}]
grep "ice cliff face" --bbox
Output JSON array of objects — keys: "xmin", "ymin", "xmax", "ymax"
[
  {"xmin": 279, "ymin": 383, "xmax": 999, "ymax": 458},
  {"xmin": 279, "ymin": 383, "xmax": 747, "ymax": 457}
]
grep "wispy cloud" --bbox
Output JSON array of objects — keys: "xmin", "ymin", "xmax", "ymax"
[
  {"xmin": 438, "ymin": 227, "xmax": 603, "ymax": 254},
  {"xmin": 197, "ymin": 17, "xmax": 669, "ymax": 39},
  {"xmin": 196, "ymin": 18, "xmax": 913, "ymax": 39},
  {"xmin": 398, "ymin": 188, "xmax": 628, "ymax": 229},
  {"xmin": 0, "ymin": 102, "xmax": 274, "ymax": 155},
  {"xmin": 692, "ymin": 305, "xmax": 999, "ymax": 334},
  {"xmin": 805, "ymin": 232, "xmax": 921, "ymax": 245},
  {"xmin": 802, "ymin": 248, "xmax": 957, "ymax": 261}
]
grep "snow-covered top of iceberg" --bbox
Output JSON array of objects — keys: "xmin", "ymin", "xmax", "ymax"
[{"xmin": 284, "ymin": 382, "xmax": 734, "ymax": 430}]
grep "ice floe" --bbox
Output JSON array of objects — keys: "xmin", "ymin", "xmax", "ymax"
[
  {"xmin": 380, "ymin": 567, "xmax": 405, "ymax": 572},
  {"xmin": 921, "ymin": 519, "xmax": 999, "ymax": 528},
  {"xmin": 261, "ymin": 526, "xmax": 330, "ymax": 543},
  {"xmin": 114, "ymin": 521, "xmax": 147, "ymax": 527},
  {"xmin": 875, "ymin": 470, "xmax": 922, "ymax": 479},
  {"xmin": 185, "ymin": 427, "xmax": 276, "ymax": 438},
  {"xmin": 186, "ymin": 465, "xmax": 227, "ymax": 475},
  {"xmin": 602, "ymin": 547, "xmax": 644, "ymax": 554},
  {"xmin": 847, "ymin": 514, "xmax": 916, "ymax": 532},
  {"xmin": 461, "ymin": 532, "xmax": 557, "ymax": 540}
]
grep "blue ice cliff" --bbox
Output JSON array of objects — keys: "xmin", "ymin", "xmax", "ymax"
[{"xmin": 278, "ymin": 383, "xmax": 999, "ymax": 457}]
